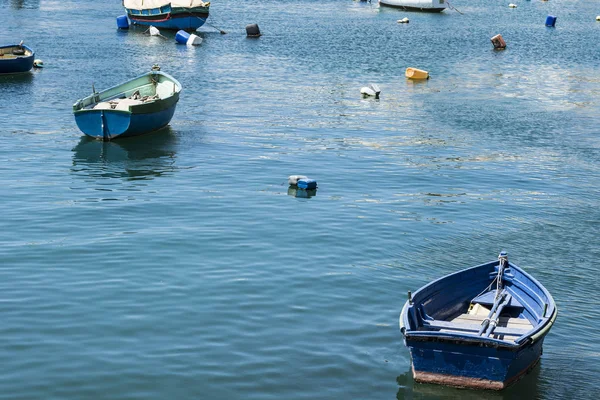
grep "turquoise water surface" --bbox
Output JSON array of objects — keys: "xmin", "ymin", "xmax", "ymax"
[{"xmin": 1, "ymin": 1, "xmax": 599, "ymax": 399}]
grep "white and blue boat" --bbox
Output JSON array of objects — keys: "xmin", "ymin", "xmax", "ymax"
[
  {"xmin": 400, "ymin": 252, "xmax": 556, "ymax": 390},
  {"xmin": 379, "ymin": 0, "xmax": 448, "ymax": 12},
  {"xmin": 73, "ymin": 67, "xmax": 181, "ymax": 141},
  {"xmin": 123, "ymin": 0, "xmax": 210, "ymax": 31},
  {"xmin": 0, "ymin": 42, "xmax": 34, "ymax": 74}
]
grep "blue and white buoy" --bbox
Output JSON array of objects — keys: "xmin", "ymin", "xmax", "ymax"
[
  {"xmin": 288, "ymin": 175, "xmax": 308, "ymax": 186},
  {"xmin": 116, "ymin": 15, "xmax": 129, "ymax": 30},
  {"xmin": 175, "ymin": 30, "xmax": 202, "ymax": 46}
]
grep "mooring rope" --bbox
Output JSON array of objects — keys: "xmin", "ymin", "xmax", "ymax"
[{"xmin": 446, "ymin": 1, "xmax": 464, "ymax": 15}]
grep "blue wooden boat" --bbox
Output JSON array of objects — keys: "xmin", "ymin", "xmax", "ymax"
[
  {"xmin": 0, "ymin": 42, "xmax": 34, "ymax": 74},
  {"xmin": 73, "ymin": 67, "xmax": 181, "ymax": 141},
  {"xmin": 400, "ymin": 252, "xmax": 556, "ymax": 390},
  {"xmin": 122, "ymin": 0, "xmax": 209, "ymax": 31}
]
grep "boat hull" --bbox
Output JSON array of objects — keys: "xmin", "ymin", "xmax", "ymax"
[
  {"xmin": 125, "ymin": 7, "xmax": 209, "ymax": 30},
  {"xmin": 0, "ymin": 45, "xmax": 35, "ymax": 74},
  {"xmin": 74, "ymin": 99, "xmax": 178, "ymax": 140},
  {"xmin": 406, "ymin": 334, "xmax": 546, "ymax": 390}
]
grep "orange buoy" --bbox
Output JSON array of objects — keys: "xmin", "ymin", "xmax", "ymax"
[
  {"xmin": 491, "ymin": 34, "xmax": 506, "ymax": 49},
  {"xmin": 405, "ymin": 67, "xmax": 429, "ymax": 80}
]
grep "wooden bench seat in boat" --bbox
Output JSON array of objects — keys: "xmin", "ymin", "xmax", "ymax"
[{"xmin": 421, "ymin": 318, "xmax": 531, "ymax": 338}]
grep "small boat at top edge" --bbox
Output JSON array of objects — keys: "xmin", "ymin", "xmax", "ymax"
[
  {"xmin": 73, "ymin": 67, "xmax": 181, "ymax": 141},
  {"xmin": 123, "ymin": 0, "xmax": 210, "ymax": 31},
  {"xmin": 400, "ymin": 252, "xmax": 556, "ymax": 390},
  {"xmin": 379, "ymin": 0, "xmax": 448, "ymax": 13},
  {"xmin": 0, "ymin": 42, "xmax": 35, "ymax": 74}
]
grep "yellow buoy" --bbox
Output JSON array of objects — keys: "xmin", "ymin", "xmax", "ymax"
[{"xmin": 405, "ymin": 67, "xmax": 429, "ymax": 80}]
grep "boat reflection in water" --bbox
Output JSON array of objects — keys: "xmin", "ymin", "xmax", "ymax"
[
  {"xmin": 287, "ymin": 187, "xmax": 317, "ymax": 199},
  {"xmin": 71, "ymin": 127, "xmax": 178, "ymax": 180},
  {"xmin": 10, "ymin": 0, "xmax": 40, "ymax": 9}
]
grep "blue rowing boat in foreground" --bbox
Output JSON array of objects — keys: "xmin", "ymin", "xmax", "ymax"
[
  {"xmin": 73, "ymin": 67, "xmax": 181, "ymax": 141},
  {"xmin": 122, "ymin": 0, "xmax": 210, "ymax": 31},
  {"xmin": 0, "ymin": 42, "xmax": 34, "ymax": 74},
  {"xmin": 400, "ymin": 252, "xmax": 556, "ymax": 390}
]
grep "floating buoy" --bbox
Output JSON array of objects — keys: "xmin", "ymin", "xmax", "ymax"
[
  {"xmin": 246, "ymin": 24, "xmax": 261, "ymax": 37},
  {"xmin": 596, "ymin": 16, "xmax": 600, "ymax": 21},
  {"xmin": 491, "ymin": 34, "xmax": 507, "ymax": 49},
  {"xmin": 33, "ymin": 59, "xmax": 44, "ymax": 68},
  {"xmin": 297, "ymin": 179, "xmax": 317, "ymax": 190},
  {"xmin": 397, "ymin": 18, "xmax": 409, "ymax": 24},
  {"xmin": 175, "ymin": 30, "xmax": 202, "ymax": 45},
  {"xmin": 288, "ymin": 175, "xmax": 308, "ymax": 186},
  {"xmin": 149, "ymin": 26, "xmax": 161, "ymax": 36},
  {"xmin": 545, "ymin": 15, "xmax": 557, "ymax": 27},
  {"xmin": 508, "ymin": 3, "xmax": 517, "ymax": 8},
  {"xmin": 406, "ymin": 68, "xmax": 429, "ymax": 80},
  {"xmin": 116, "ymin": 15, "xmax": 129, "ymax": 30},
  {"xmin": 175, "ymin": 30, "xmax": 190, "ymax": 44},
  {"xmin": 360, "ymin": 83, "xmax": 381, "ymax": 99}
]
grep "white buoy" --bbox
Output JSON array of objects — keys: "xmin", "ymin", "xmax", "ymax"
[
  {"xmin": 397, "ymin": 18, "xmax": 410, "ymax": 24},
  {"xmin": 33, "ymin": 59, "xmax": 44, "ymax": 68},
  {"xmin": 360, "ymin": 83, "xmax": 381, "ymax": 99},
  {"xmin": 596, "ymin": 16, "xmax": 600, "ymax": 21},
  {"xmin": 149, "ymin": 26, "xmax": 161, "ymax": 36},
  {"xmin": 288, "ymin": 175, "xmax": 308, "ymax": 186},
  {"xmin": 508, "ymin": 3, "xmax": 517, "ymax": 8}
]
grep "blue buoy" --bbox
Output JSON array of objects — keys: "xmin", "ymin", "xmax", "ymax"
[
  {"xmin": 545, "ymin": 15, "xmax": 557, "ymax": 27},
  {"xmin": 116, "ymin": 15, "xmax": 129, "ymax": 30},
  {"xmin": 297, "ymin": 179, "xmax": 317, "ymax": 190},
  {"xmin": 175, "ymin": 30, "xmax": 191, "ymax": 44}
]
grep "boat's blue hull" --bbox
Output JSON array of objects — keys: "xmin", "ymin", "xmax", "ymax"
[
  {"xmin": 0, "ymin": 45, "xmax": 34, "ymax": 74},
  {"xmin": 129, "ymin": 15, "xmax": 207, "ymax": 30},
  {"xmin": 74, "ymin": 102, "xmax": 177, "ymax": 140}
]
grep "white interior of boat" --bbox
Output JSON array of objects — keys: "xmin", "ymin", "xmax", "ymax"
[
  {"xmin": 91, "ymin": 79, "xmax": 176, "ymax": 111},
  {"xmin": 0, "ymin": 46, "xmax": 33, "ymax": 59}
]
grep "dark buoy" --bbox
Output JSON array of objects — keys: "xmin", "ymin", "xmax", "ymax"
[
  {"xmin": 545, "ymin": 15, "xmax": 557, "ymax": 27},
  {"xmin": 491, "ymin": 34, "xmax": 506, "ymax": 50},
  {"xmin": 116, "ymin": 15, "xmax": 129, "ymax": 30},
  {"xmin": 246, "ymin": 24, "xmax": 261, "ymax": 37}
]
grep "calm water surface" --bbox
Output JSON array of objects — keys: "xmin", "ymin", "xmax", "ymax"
[{"xmin": 1, "ymin": 0, "xmax": 599, "ymax": 399}]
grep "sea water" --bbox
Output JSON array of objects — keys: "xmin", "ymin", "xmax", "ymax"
[{"xmin": 1, "ymin": 1, "xmax": 599, "ymax": 399}]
